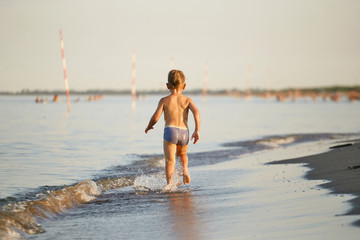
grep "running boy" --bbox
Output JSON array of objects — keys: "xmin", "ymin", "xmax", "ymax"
[{"xmin": 145, "ymin": 70, "xmax": 200, "ymax": 187}]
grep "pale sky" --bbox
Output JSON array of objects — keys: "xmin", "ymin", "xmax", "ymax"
[{"xmin": 0, "ymin": 0, "xmax": 359, "ymax": 92}]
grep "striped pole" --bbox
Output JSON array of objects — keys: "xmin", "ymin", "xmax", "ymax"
[
  {"xmin": 59, "ymin": 30, "xmax": 71, "ymax": 112},
  {"xmin": 266, "ymin": 69, "xmax": 271, "ymax": 98},
  {"xmin": 246, "ymin": 64, "xmax": 252, "ymax": 99},
  {"xmin": 202, "ymin": 61, "xmax": 208, "ymax": 102},
  {"xmin": 131, "ymin": 50, "xmax": 136, "ymax": 110}
]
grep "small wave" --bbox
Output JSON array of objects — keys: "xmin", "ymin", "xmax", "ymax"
[
  {"xmin": 97, "ymin": 177, "xmax": 134, "ymax": 192},
  {"xmin": 255, "ymin": 136, "xmax": 296, "ymax": 148},
  {"xmin": 0, "ymin": 177, "xmax": 135, "ymax": 239},
  {"xmin": 223, "ymin": 133, "xmax": 360, "ymax": 149}
]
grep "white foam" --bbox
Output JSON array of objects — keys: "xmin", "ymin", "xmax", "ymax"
[
  {"xmin": 74, "ymin": 180, "xmax": 101, "ymax": 202},
  {"xmin": 257, "ymin": 136, "xmax": 296, "ymax": 148}
]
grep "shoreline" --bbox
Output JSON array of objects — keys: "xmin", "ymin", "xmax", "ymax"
[{"xmin": 270, "ymin": 141, "xmax": 360, "ymax": 227}]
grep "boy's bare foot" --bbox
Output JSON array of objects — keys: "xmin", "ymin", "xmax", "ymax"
[
  {"xmin": 163, "ymin": 181, "xmax": 182, "ymax": 192},
  {"xmin": 163, "ymin": 183, "xmax": 173, "ymax": 192},
  {"xmin": 183, "ymin": 172, "xmax": 191, "ymax": 185}
]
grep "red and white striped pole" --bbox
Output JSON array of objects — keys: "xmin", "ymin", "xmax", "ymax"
[
  {"xmin": 59, "ymin": 30, "xmax": 71, "ymax": 112},
  {"xmin": 202, "ymin": 61, "xmax": 208, "ymax": 102},
  {"xmin": 131, "ymin": 50, "xmax": 136, "ymax": 110}
]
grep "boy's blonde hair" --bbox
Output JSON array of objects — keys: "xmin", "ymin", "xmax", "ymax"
[{"xmin": 168, "ymin": 70, "xmax": 185, "ymax": 89}]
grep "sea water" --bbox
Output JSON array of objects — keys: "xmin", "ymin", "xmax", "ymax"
[{"xmin": 0, "ymin": 95, "xmax": 359, "ymax": 239}]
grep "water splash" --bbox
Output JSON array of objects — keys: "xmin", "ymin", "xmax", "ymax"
[{"xmin": 133, "ymin": 167, "xmax": 182, "ymax": 193}]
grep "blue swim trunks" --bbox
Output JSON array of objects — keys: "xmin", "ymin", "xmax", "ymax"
[{"xmin": 163, "ymin": 125, "xmax": 189, "ymax": 146}]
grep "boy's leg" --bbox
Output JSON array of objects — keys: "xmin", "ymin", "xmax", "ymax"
[
  {"xmin": 163, "ymin": 140, "xmax": 177, "ymax": 185},
  {"xmin": 177, "ymin": 145, "xmax": 191, "ymax": 184}
]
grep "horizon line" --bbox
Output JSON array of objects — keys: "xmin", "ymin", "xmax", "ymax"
[{"xmin": 1, "ymin": 85, "xmax": 359, "ymax": 95}]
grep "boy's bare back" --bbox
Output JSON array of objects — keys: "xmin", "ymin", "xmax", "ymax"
[{"xmin": 160, "ymin": 94, "xmax": 193, "ymax": 128}]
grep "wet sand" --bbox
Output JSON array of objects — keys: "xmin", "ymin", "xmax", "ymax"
[{"xmin": 270, "ymin": 141, "xmax": 360, "ymax": 227}]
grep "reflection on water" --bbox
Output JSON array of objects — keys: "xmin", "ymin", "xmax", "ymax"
[
  {"xmin": 167, "ymin": 191, "xmax": 201, "ymax": 240},
  {"xmin": 58, "ymin": 111, "xmax": 70, "ymax": 135}
]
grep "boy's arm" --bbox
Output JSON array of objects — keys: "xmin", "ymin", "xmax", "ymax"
[
  {"xmin": 145, "ymin": 99, "xmax": 164, "ymax": 133},
  {"xmin": 189, "ymin": 99, "xmax": 200, "ymax": 144}
]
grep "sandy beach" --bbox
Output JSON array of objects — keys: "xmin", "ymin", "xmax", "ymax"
[{"xmin": 270, "ymin": 141, "xmax": 360, "ymax": 227}]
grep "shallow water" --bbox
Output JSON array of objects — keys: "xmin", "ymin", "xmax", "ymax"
[
  {"xmin": 0, "ymin": 95, "xmax": 360, "ymax": 239},
  {"xmin": 26, "ymin": 142, "xmax": 360, "ymax": 240}
]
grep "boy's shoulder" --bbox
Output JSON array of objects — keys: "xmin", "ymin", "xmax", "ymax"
[
  {"xmin": 158, "ymin": 95, "xmax": 171, "ymax": 106},
  {"xmin": 174, "ymin": 94, "xmax": 193, "ymax": 102},
  {"xmin": 161, "ymin": 94, "xmax": 191, "ymax": 100},
  {"xmin": 180, "ymin": 94, "xmax": 193, "ymax": 103},
  {"xmin": 160, "ymin": 94, "xmax": 193, "ymax": 105},
  {"xmin": 159, "ymin": 95, "xmax": 171, "ymax": 102}
]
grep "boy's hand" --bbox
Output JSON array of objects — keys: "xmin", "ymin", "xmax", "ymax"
[
  {"xmin": 191, "ymin": 131, "xmax": 200, "ymax": 144},
  {"xmin": 145, "ymin": 126, "xmax": 153, "ymax": 134}
]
